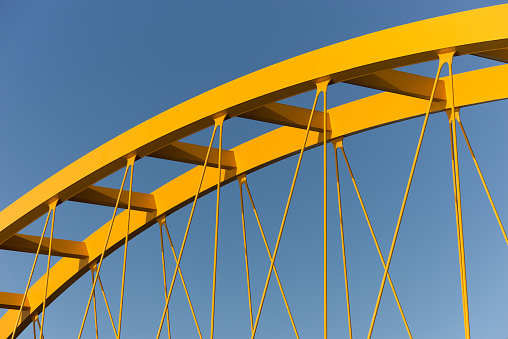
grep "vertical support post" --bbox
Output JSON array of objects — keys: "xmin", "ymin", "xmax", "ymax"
[
  {"xmin": 90, "ymin": 272, "xmax": 99, "ymax": 339},
  {"xmin": 320, "ymin": 79, "xmax": 330, "ymax": 339},
  {"xmin": 32, "ymin": 316, "xmax": 37, "ymax": 339},
  {"xmin": 238, "ymin": 175, "xmax": 254, "ymax": 335},
  {"xmin": 446, "ymin": 80, "xmax": 470, "ymax": 339},
  {"xmin": 210, "ymin": 114, "xmax": 226, "ymax": 339},
  {"xmin": 38, "ymin": 199, "xmax": 57, "ymax": 339},
  {"xmin": 118, "ymin": 155, "xmax": 136, "ymax": 339},
  {"xmin": 157, "ymin": 218, "xmax": 171, "ymax": 339},
  {"xmin": 332, "ymin": 138, "xmax": 353, "ymax": 339}
]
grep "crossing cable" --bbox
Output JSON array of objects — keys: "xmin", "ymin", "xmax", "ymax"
[
  {"xmin": 118, "ymin": 156, "xmax": 135, "ymax": 339},
  {"xmin": 338, "ymin": 141, "xmax": 412, "ymax": 338},
  {"xmin": 159, "ymin": 218, "xmax": 203, "ymax": 339},
  {"xmin": 31, "ymin": 315, "xmax": 45, "ymax": 339},
  {"xmin": 38, "ymin": 200, "xmax": 57, "ymax": 339},
  {"xmin": 239, "ymin": 176, "xmax": 300, "ymax": 339},
  {"xmin": 90, "ymin": 272, "xmax": 99, "ymax": 339},
  {"xmin": 156, "ymin": 117, "xmax": 223, "ymax": 339},
  {"xmin": 94, "ymin": 269, "xmax": 119, "ymax": 338},
  {"xmin": 78, "ymin": 156, "xmax": 135, "ymax": 339},
  {"xmin": 251, "ymin": 80, "xmax": 330, "ymax": 339},
  {"xmin": 11, "ymin": 201, "xmax": 56, "ymax": 339},
  {"xmin": 366, "ymin": 52, "xmax": 454, "ymax": 339},
  {"xmin": 158, "ymin": 220, "xmax": 171, "ymax": 339}
]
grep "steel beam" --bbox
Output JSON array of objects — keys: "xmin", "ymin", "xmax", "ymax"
[
  {"xmin": 240, "ymin": 102, "xmax": 330, "ymax": 131},
  {"xmin": 0, "ymin": 234, "xmax": 88, "ymax": 259},
  {"xmin": 148, "ymin": 141, "xmax": 236, "ymax": 170},
  {"xmin": 345, "ymin": 69, "xmax": 447, "ymax": 101},
  {"xmin": 2, "ymin": 4, "xmax": 508, "ymax": 247},
  {"xmin": 69, "ymin": 185, "xmax": 156, "ymax": 212},
  {"xmin": 0, "ymin": 292, "xmax": 30, "ymax": 310},
  {"xmin": 474, "ymin": 48, "xmax": 508, "ymax": 63}
]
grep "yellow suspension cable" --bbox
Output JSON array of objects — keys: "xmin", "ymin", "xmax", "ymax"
[
  {"xmin": 458, "ymin": 117, "xmax": 508, "ymax": 247},
  {"xmin": 118, "ymin": 157, "xmax": 135, "ymax": 339},
  {"xmin": 251, "ymin": 80, "xmax": 329, "ymax": 338},
  {"xmin": 158, "ymin": 221, "xmax": 171, "ymax": 339},
  {"xmin": 11, "ymin": 204, "xmax": 54, "ymax": 339},
  {"xmin": 243, "ymin": 179, "xmax": 300, "ymax": 339},
  {"xmin": 238, "ymin": 178, "xmax": 254, "ymax": 335},
  {"xmin": 367, "ymin": 52, "xmax": 452, "ymax": 339},
  {"xmin": 95, "ymin": 271, "xmax": 119, "ymax": 338},
  {"xmin": 90, "ymin": 272, "xmax": 99, "ymax": 339},
  {"xmin": 332, "ymin": 141, "xmax": 352, "ymax": 339},
  {"xmin": 339, "ymin": 145, "xmax": 412, "ymax": 339},
  {"xmin": 210, "ymin": 116, "xmax": 225, "ymax": 339},
  {"xmin": 32, "ymin": 317, "xmax": 37, "ymax": 339},
  {"xmin": 35, "ymin": 316, "xmax": 45, "ymax": 339},
  {"xmin": 156, "ymin": 121, "xmax": 220, "ymax": 339},
  {"xmin": 161, "ymin": 219, "xmax": 203, "ymax": 339},
  {"xmin": 322, "ymin": 83, "xmax": 329, "ymax": 339},
  {"xmin": 38, "ymin": 200, "xmax": 57, "ymax": 339},
  {"xmin": 78, "ymin": 158, "xmax": 132, "ymax": 339},
  {"xmin": 447, "ymin": 106, "xmax": 470, "ymax": 339}
]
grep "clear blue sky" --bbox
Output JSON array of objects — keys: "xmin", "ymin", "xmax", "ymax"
[{"xmin": 1, "ymin": 1, "xmax": 507, "ymax": 338}]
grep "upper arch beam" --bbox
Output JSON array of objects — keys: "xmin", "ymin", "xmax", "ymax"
[
  {"xmin": 1, "ymin": 61, "xmax": 507, "ymax": 338},
  {"xmin": 1, "ymin": 4, "xmax": 508, "ymax": 244}
]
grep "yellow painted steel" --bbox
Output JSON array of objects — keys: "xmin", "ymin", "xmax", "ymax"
[
  {"xmin": 210, "ymin": 115, "xmax": 226, "ymax": 339},
  {"xmin": 457, "ymin": 115, "xmax": 508, "ymax": 247},
  {"xmin": 93, "ymin": 269, "xmax": 119, "ymax": 338},
  {"xmin": 237, "ymin": 176, "xmax": 254, "ymax": 335},
  {"xmin": 10, "ymin": 204, "xmax": 55, "ymax": 339},
  {"xmin": 2, "ymin": 4, "xmax": 508, "ymax": 245},
  {"xmin": 159, "ymin": 218, "xmax": 203, "ymax": 339},
  {"xmin": 1, "ymin": 5, "xmax": 508, "ymax": 338},
  {"xmin": 90, "ymin": 271, "xmax": 99, "ymax": 339},
  {"xmin": 38, "ymin": 200, "xmax": 57, "ymax": 339},
  {"xmin": 339, "ymin": 144, "xmax": 412, "ymax": 338},
  {"xmin": 239, "ymin": 177, "xmax": 300, "ymax": 339},
  {"xmin": 251, "ymin": 82, "xmax": 325, "ymax": 339},
  {"xmin": 77, "ymin": 159, "xmax": 132, "ymax": 339},
  {"xmin": 366, "ymin": 51, "xmax": 453, "ymax": 339},
  {"xmin": 118, "ymin": 156, "xmax": 135, "ymax": 339},
  {"xmin": 321, "ymin": 80, "xmax": 330, "ymax": 339},
  {"xmin": 157, "ymin": 220, "xmax": 171, "ymax": 339},
  {"xmin": 332, "ymin": 139, "xmax": 352, "ymax": 339},
  {"xmin": 156, "ymin": 123, "xmax": 219, "ymax": 339}
]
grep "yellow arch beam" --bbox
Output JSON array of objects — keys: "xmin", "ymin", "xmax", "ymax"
[
  {"xmin": 1, "ymin": 4, "xmax": 508, "ymax": 246},
  {"xmin": 1, "ymin": 61, "xmax": 507, "ymax": 337}
]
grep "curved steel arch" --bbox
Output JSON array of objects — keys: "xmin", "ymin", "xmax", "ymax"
[
  {"xmin": 1, "ymin": 3, "xmax": 507, "ymax": 244},
  {"xmin": 1, "ymin": 4, "xmax": 508, "ymax": 338}
]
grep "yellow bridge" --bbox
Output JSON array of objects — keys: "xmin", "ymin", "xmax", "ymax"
[{"xmin": 1, "ymin": 4, "xmax": 507, "ymax": 338}]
